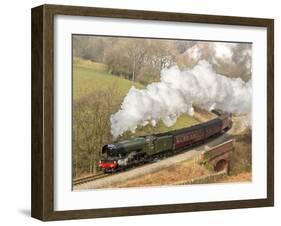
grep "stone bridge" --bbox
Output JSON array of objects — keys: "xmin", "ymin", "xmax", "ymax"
[{"xmin": 201, "ymin": 140, "xmax": 234, "ymax": 173}]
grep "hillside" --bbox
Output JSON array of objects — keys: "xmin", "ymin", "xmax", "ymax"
[
  {"xmin": 73, "ymin": 58, "xmax": 199, "ymax": 136},
  {"xmin": 73, "ymin": 58, "xmax": 144, "ymax": 99},
  {"xmin": 72, "ymin": 58, "xmax": 199, "ymax": 178}
]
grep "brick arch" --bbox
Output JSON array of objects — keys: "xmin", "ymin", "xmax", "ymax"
[
  {"xmin": 210, "ymin": 153, "xmax": 231, "ymax": 172},
  {"xmin": 201, "ymin": 140, "xmax": 234, "ymax": 174},
  {"xmin": 214, "ymin": 159, "xmax": 228, "ymax": 172}
]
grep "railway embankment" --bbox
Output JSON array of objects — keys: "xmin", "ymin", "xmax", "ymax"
[{"xmin": 73, "ymin": 108, "xmax": 251, "ymax": 190}]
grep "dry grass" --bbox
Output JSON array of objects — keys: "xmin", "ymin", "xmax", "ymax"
[
  {"xmin": 229, "ymin": 133, "xmax": 252, "ymax": 175},
  {"xmin": 217, "ymin": 172, "xmax": 252, "ymax": 183},
  {"xmin": 113, "ymin": 160, "xmax": 211, "ymax": 188},
  {"xmin": 193, "ymin": 106, "xmax": 216, "ymax": 122}
]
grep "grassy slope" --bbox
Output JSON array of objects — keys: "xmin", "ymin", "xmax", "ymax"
[
  {"xmin": 113, "ymin": 159, "xmax": 210, "ymax": 188},
  {"xmin": 73, "ymin": 58, "xmax": 144, "ymax": 99},
  {"xmin": 73, "ymin": 58, "xmax": 198, "ymax": 137}
]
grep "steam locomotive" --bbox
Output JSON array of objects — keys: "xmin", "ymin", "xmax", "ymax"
[{"xmin": 99, "ymin": 110, "xmax": 232, "ymax": 173}]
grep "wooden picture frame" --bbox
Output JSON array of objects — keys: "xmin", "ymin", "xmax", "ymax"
[{"xmin": 31, "ymin": 4, "xmax": 274, "ymax": 221}]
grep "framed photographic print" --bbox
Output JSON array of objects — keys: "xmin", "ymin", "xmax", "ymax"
[{"xmin": 31, "ymin": 4, "xmax": 274, "ymax": 221}]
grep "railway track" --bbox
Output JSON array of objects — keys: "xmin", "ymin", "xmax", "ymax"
[
  {"xmin": 72, "ymin": 160, "xmax": 161, "ymax": 186},
  {"xmin": 72, "ymin": 152, "xmax": 172, "ymax": 186},
  {"xmin": 73, "ymin": 173, "xmax": 109, "ymax": 186}
]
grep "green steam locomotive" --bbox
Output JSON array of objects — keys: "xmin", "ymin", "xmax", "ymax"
[{"xmin": 99, "ymin": 110, "xmax": 232, "ymax": 173}]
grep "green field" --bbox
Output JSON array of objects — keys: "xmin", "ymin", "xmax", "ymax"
[
  {"xmin": 73, "ymin": 58, "xmax": 199, "ymax": 137},
  {"xmin": 73, "ymin": 58, "xmax": 144, "ymax": 100}
]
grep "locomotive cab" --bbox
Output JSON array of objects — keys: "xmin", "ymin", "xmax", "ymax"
[{"xmin": 101, "ymin": 144, "xmax": 126, "ymax": 157}]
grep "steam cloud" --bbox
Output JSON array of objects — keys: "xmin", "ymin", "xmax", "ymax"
[{"xmin": 110, "ymin": 61, "xmax": 251, "ymax": 139}]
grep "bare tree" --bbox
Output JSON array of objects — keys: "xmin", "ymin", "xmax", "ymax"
[
  {"xmin": 103, "ymin": 38, "xmax": 149, "ymax": 81},
  {"xmin": 73, "ymin": 85, "xmax": 121, "ymax": 177}
]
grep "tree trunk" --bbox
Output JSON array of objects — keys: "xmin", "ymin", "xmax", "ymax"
[
  {"xmin": 132, "ymin": 57, "xmax": 136, "ymax": 81},
  {"xmin": 90, "ymin": 149, "xmax": 94, "ymax": 174}
]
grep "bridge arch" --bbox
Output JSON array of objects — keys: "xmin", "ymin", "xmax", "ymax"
[
  {"xmin": 214, "ymin": 159, "xmax": 228, "ymax": 172},
  {"xmin": 201, "ymin": 140, "xmax": 234, "ymax": 174}
]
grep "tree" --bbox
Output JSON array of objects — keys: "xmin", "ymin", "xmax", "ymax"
[
  {"xmin": 125, "ymin": 39, "xmax": 148, "ymax": 81},
  {"xmin": 148, "ymin": 40, "xmax": 176, "ymax": 70},
  {"xmin": 73, "ymin": 86, "xmax": 121, "ymax": 177},
  {"xmin": 134, "ymin": 40, "xmax": 177, "ymax": 83},
  {"xmin": 174, "ymin": 40, "xmax": 196, "ymax": 54},
  {"xmin": 214, "ymin": 43, "xmax": 252, "ymax": 81},
  {"xmin": 104, "ymin": 38, "xmax": 149, "ymax": 81},
  {"xmin": 73, "ymin": 36, "xmax": 110, "ymax": 62}
]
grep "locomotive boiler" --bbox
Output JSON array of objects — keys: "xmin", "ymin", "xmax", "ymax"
[{"xmin": 99, "ymin": 110, "xmax": 232, "ymax": 173}]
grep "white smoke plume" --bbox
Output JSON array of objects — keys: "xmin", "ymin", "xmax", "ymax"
[{"xmin": 110, "ymin": 60, "xmax": 251, "ymax": 139}]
